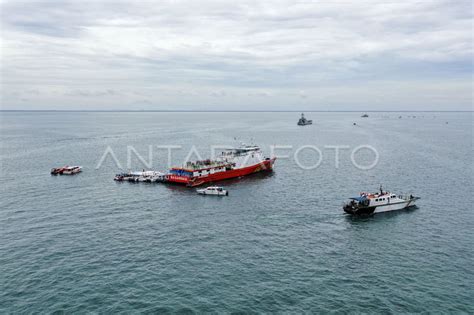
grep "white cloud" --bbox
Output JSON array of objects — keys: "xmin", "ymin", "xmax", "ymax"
[{"xmin": 0, "ymin": 0, "xmax": 472, "ymax": 110}]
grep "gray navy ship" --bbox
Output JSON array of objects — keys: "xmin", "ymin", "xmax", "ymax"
[{"xmin": 297, "ymin": 113, "xmax": 312, "ymax": 126}]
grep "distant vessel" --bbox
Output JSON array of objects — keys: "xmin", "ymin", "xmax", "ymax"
[
  {"xmin": 343, "ymin": 186, "xmax": 419, "ymax": 215},
  {"xmin": 297, "ymin": 113, "xmax": 312, "ymax": 125},
  {"xmin": 166, "ymin": 144, "xmax": 276, "ymax": 187},
  {"xmin": 51, "ymin": 165, "xmax": 82, "ymax": 175},
  {"xmin": 361, "ymin": 114, "xmax": 369, "ymax": 118},
  {"xmin": 197, "ymin": 186, "xmax": 228, "ymax": 196}
]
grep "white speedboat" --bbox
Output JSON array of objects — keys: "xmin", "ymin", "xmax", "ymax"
[
  {"xmin": 343, "ymin": 186, "xmax": 419, "ymax": 215},
  {"xmin": 196, "ymin": 186, "xmax": 228, "ymax": 196}
]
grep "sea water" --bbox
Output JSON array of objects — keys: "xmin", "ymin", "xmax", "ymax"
[{"xmin": 0, "ymin": 111, "xmax": 472, "ymax": 312}]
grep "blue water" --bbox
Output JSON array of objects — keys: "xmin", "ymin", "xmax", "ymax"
[{"xmin": 1, "ymin": 112, "xmax": 473, "ymax": 313}]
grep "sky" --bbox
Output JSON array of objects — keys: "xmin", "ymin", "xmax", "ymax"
[{"xmin": 0, "ymin": 0, "xmax": 472, "ymax": 111}]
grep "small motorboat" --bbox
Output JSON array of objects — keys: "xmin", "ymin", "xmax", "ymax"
[
  {"xmin": 51, "ymin": 165, "xmax": 82, "ymax": 175},
  {"xmin": 361, "ymin": 113, "xmax": 369, "ymax": 118},
  {"xmin": 196, "ymin": 186, "xmax": 228, "ymax": 196}
]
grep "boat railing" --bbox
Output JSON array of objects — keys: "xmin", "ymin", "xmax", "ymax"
[{"xmin": 183, "ymin": 160, "xmax": 230, "ymax": 170}]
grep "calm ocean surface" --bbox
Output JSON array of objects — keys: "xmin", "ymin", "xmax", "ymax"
[{"xmin": 1, "ymin": 111, "xmax": 472, "ymax": 313}]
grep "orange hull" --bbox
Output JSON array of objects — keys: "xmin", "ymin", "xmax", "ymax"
[{"xmin": 167, "ymin": 158, "xmax": 276, "ymax": 187}]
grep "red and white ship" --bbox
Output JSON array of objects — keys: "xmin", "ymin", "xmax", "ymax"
[{"xmin": 166, "ymin": 145, "xmax": 276, "ymax": 187}]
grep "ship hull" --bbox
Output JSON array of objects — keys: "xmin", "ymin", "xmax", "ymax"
[{"xmin": 167, "ymin": 158, "xmax": 276, "ymax": 187}]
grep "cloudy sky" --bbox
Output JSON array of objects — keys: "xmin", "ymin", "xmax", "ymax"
[{"xmin": 1, "ymin": 0, "xmax": 472, "ymax": 110}]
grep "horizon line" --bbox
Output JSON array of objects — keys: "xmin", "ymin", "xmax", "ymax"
[{"xmin": 1, "ymin": 110, "xmax": 473, "ymax": 113}]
